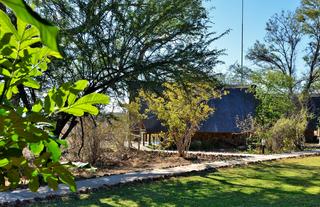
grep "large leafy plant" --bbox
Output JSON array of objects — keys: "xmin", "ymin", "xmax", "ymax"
[
  {"xmin": 139, "ymin": 82, "xmax": 220, "ymax": 157},
  {"xmin": 0, "ymin": 1, "xmax": 109, "ymax": 192}
]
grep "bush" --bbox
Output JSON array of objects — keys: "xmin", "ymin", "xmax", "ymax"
[
  {"xmin": 65, "ymin": 118, "xmax": 107, "ymax": 165},
  {"xmin": 268, "ymin": 110, "xmax": 307, "ymax": 152},
  {"xmin": 66, "ymin": 101, "xmax": 144, "ymax": 165},
  {"xmin": 65, "ymin": 116, "xmax": 130, "ymax": 165},
  {"xmin": 250, "ymin": 110, "xmax": 308, "ymax": 153}
]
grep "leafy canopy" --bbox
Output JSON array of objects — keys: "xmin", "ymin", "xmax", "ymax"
[
  {"xmin": 250, "ymin": 70, "xmax": 296, "ymax": 126},
  {"xmin": 31, "ymin": 0, "xmax": 227, "ymax": 139}
]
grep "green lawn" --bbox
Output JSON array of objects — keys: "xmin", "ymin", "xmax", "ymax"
[{"xmin": 30, "ymin": 156, "xmax": 320, "ymax": 207}]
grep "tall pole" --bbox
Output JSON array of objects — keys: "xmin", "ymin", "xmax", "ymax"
[{"xmin": 241, "ymin": 0, "xmax": 244, "ymax": 84}]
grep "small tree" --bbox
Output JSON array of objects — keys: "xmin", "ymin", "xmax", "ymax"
[{"xmin": 139, "ymin": 82, "xmax": 220, "ymax": 157}]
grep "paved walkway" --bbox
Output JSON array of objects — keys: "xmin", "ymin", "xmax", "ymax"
[{"xmin": 1, "ymin": 150, "xmax": 320, "ymax": 205}]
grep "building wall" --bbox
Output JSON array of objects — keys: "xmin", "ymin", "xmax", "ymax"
[{"xmin": 306, "ymin": 96, "xmax": 320, "ymax": 143}]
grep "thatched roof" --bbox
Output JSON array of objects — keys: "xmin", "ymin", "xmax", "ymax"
[{"xmin": 143, "ymin": 86, "xmax": 257, "ymax": 134}]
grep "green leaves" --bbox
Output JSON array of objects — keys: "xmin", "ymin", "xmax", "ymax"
[
  {"xmin": 0, "ymin": 158, "xmax": 9, "ymax": 167},
  {"xmin": 30, "ymin": 142, "xmax": 44, "ymax": 156},
  {"xmin": 22, "ymin": 78, "xmax": 41, "ymax": 89},
  {"xmin": 46, "ymin": 139, "xmax": 61, "ymax": 162},
  {"xmin": 60, "ymin": 93, "xmax": 110, "ymax": 116},
  {"xmin": 41, "ymin": 80, "xmax": 109, "ymax": 116},
  {"xmin": 44, "ymin": 90, "xmax": 55, "ymax": 114},
  {"xmin": 0, "ymin": 68, "xmax": 10, "ymax": 77},
  {"xmin": 0, "ymin": 2, "xmax": 109, "ymax": 194},
  {"xmin": 251, "ymin": 70, "xmax": 296, "ymax": 126},
  {"xmin": 0, "ymin": 0, "xmax": 61, "ymax": 57},
  {"xmin": 28, "ymin": 176, "xmax": 39, "ymax": 192},
  {"xmin": 67, "ymin": 80, "xmax": 89, "ymax": 105},
  {"xmin": 73, "ymin": 80, "xmax": 89, "ymax": 91},
  {"xmin": 11, "ymin": 134, "xmax": 19, "ymax": 142},
  {"xmin": 0, "ymin": 10, "xmax": 18, "ymax": 42},
  {"xmin": 61, "ymin": 105, "xmax": 99, "ymax": 116},
  {"xmin": 74, "ymin": 93, "xmax": 110, "ymax": 106},
  {"xmin": 55, "ymin": 166, "xmax": 76, "ymax": 192},
  {"xmin": 32, "ymin": 100, "xmax": 43, "ymax": 112},
  {"xmin": 46, "ymin": 176, "xmax": 59, "ymax": 191},
  {"xmin": 0, "ymin": 6, "xmax": 60, "ymax": 102}
]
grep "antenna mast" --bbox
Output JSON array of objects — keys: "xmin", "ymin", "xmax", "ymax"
[{"xmin": 241, "ymin": 0, "xmax": 244, "ymax": 84}]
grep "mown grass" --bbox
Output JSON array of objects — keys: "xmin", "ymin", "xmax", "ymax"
[{"xmin": 30, "ymin": 156, "xmax": 320, "ymax": 207}]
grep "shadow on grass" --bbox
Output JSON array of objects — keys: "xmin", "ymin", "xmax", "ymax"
[{"xmin": 30, "ymin": 158, "xmax": 320, "ymax": 207}]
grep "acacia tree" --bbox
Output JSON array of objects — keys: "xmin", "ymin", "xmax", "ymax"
[
  {"xmin": 238, "ymin": 11, "xmax": 304, "ymax": 127},
  {"xmin": 244, "ymin": 0, "xmax": 319, "ymax": 150},
  {"xmin": 247, "ymin": 0, "xmax": 320, "ymax": 95},
  {"xmin": 139, "ymin": 82, "xmax": 220, "ymax": 157},
  {"xmin": 245, "ymin": 11, "xmax": 304, "ymax": 150},
  {"xmin": 230, "ymin": 11, "xmax": 303, "ymax": 129},
  {"xmin": 247, "ymin": 11, "xmax": 302, "ymax": 96},
  {"xmin": 33, "ymin": 0, "xmax": 228, "ymax": 138},
  {"xmin": 297, "ymin": 0, "xmax": 320, "ymax": 92}
]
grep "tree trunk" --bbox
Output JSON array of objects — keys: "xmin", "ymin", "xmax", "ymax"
[
  {"xmin": 0, "ymin": 3, "xmax": 6, "ymax": 12},
  {"xmin": 177, "ymin": 146, "xmax": 186, "ymax": 158},
  {"xmin": 176, "ymin": 136, "xmax": 187, "ymax": 158},
  {"xmin": 53, "ymin": 113, "xmax": 72, "ymax": 138}
]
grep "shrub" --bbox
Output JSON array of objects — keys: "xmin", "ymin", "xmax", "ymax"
[
  {"xmin": 268, "ymin": 110, "xmax": 307, "ymax": 152},
  {"xmin": 249, "ymin": 110, "xmax": 308, "ymax": 153},
  {"xmin": 66, "ymin": 101, "xmax": 145, "ymax": 165},
  {"xmin": 65, "ymin": 116, "xmax": 130, "ymax": 165},
  {"xmin": 65, "ymin": 117, "xmax": 107, "ymax": 165}
]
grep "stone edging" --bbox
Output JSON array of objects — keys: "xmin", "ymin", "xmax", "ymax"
[{"xmin": 0, "ymin": 150, "xmax": 319, "ymax": 206}]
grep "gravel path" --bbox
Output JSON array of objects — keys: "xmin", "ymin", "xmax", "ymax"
[{"xmin": 0, "ymin": 150, "xmax": 319, "ymax": 205}]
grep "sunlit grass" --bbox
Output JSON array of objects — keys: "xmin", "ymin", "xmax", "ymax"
[{"xmin": 30, "ymin": 156, "xmax": 320, "ymax": 207}]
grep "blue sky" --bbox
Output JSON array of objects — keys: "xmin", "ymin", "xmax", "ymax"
[{"xmin": 204, "ymin": 0, "xmax": 301, "ymax": 73}]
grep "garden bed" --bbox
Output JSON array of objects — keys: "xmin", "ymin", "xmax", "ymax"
[{"xmin": 68, "ymin": 149, "xmax": 246, "ymax": 179}]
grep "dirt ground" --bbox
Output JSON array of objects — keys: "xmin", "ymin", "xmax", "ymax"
[{"xmin": 69, "ymin": 149, "xmax": 244, "ymax": 179}]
